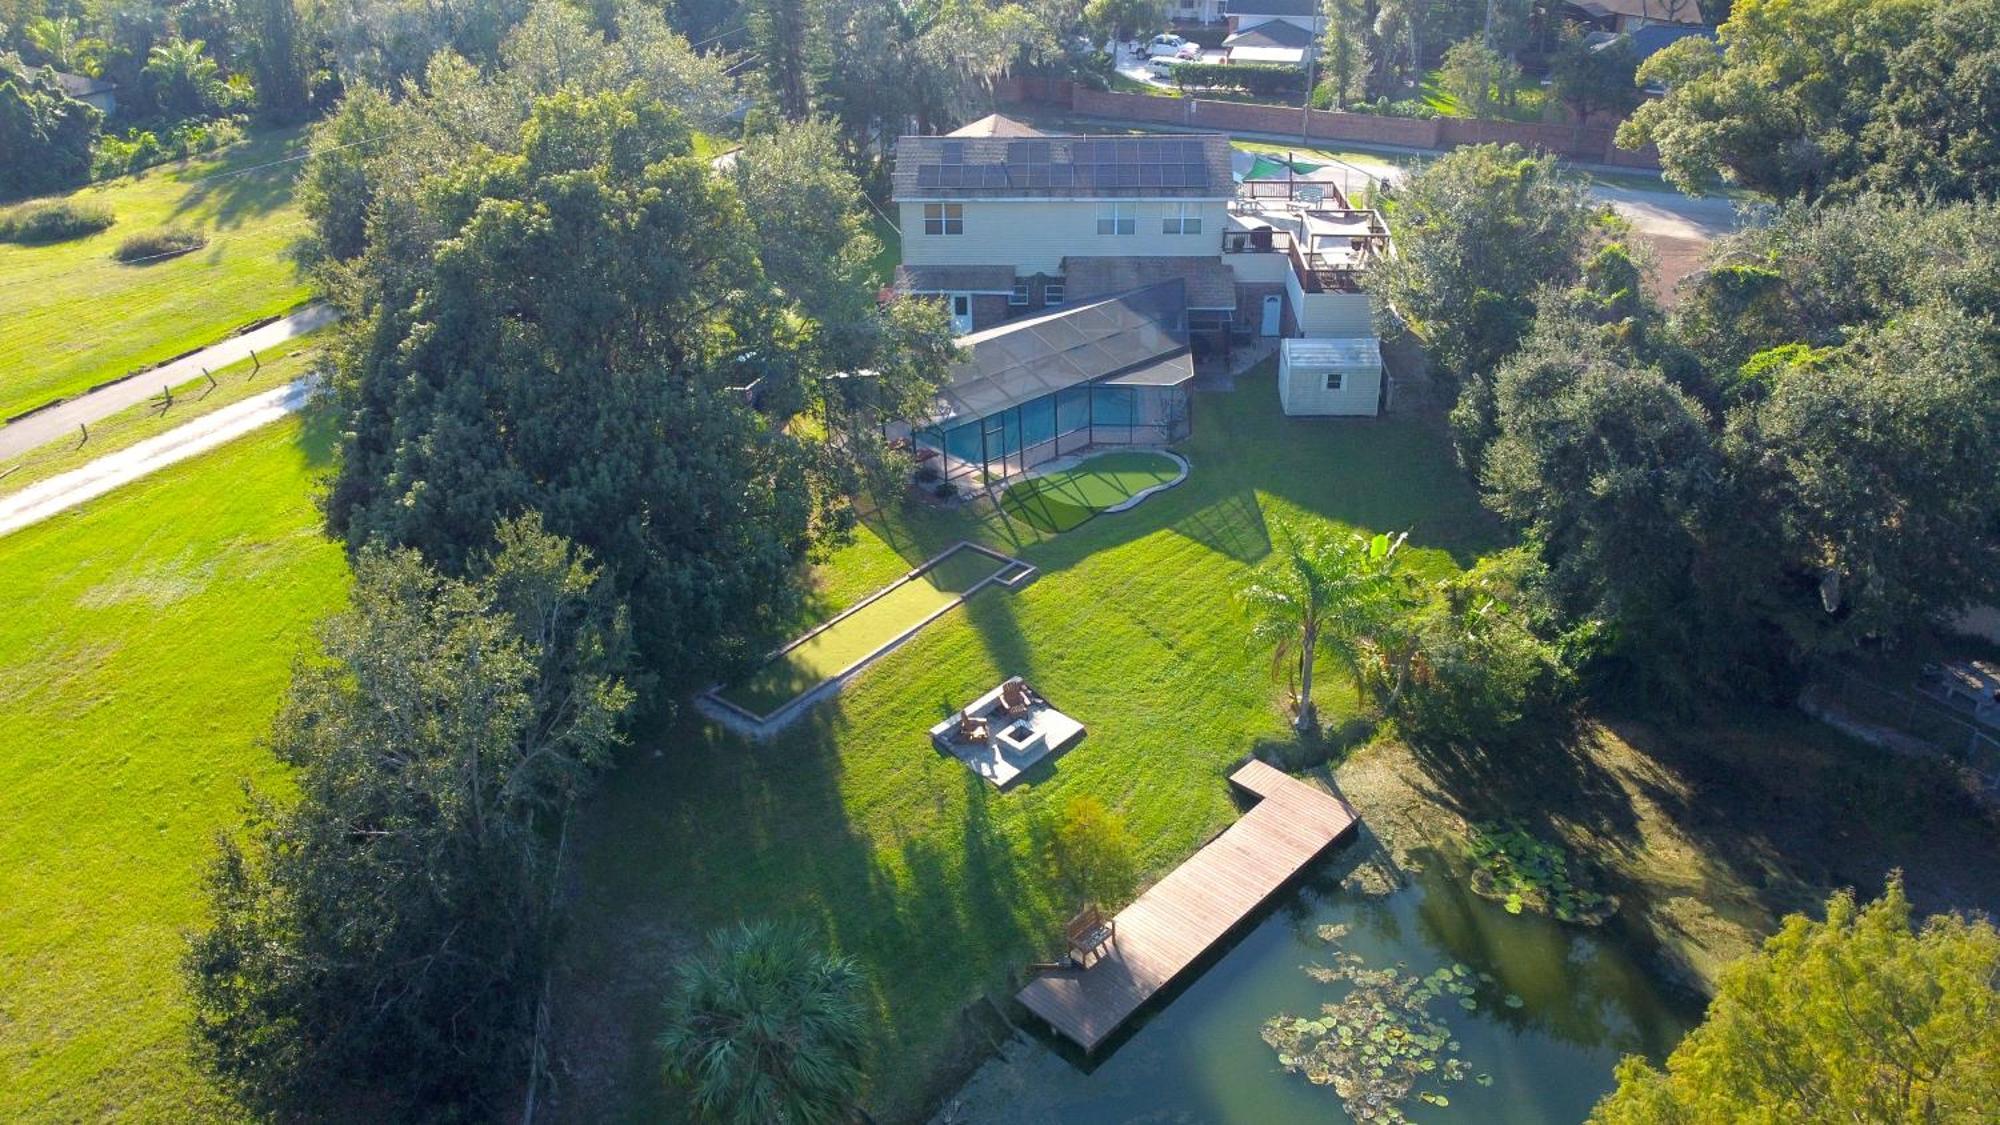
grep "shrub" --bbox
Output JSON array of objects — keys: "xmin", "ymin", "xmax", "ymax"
[
  {"xmin": 0, "ymin": 200, "xmax": 114, "ymax": 244},
  {"xmin": 1170, "ymin": 61, "xmax": 1307, "ymax": 97},
  {"xmin": 914, "ymin": 460, "xmax": 941, "ymax": 483},
  {"xmin": 932, "ymin": 480, "xmax": 956, "ymax": 500},
  {"xmin": 113, "ymin": 227, "xmax": 207, "ymax": 262},
  {"xmin": 91, "ymin": 117, "xmax": 247, "ymax": 180}
]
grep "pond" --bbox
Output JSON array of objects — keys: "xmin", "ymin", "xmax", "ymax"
[{"xmin": 946, "ymin": 849, "xmax": 1702, "ymax": 1123}]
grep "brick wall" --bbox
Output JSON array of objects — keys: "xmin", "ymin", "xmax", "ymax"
[{"xmin": 1050, "ymin": 88, "xmax": 1661, "ymax": 170}]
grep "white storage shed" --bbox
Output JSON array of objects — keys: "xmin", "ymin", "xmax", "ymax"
[{"xmin": 1278, "ymin": 337, "xmax": 1383, "ymax": 416}]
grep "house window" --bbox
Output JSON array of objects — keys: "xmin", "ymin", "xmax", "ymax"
[
  {"xmin": 1044, "ymin": 281, "xmax": 1066, "ymax": 305},
  {"xmin": 1096, "ymin": 203, "xmax": 1136, "ymax": 235},
  {"xmin": 1163, "ymin": 202, "xmax": 1202, "ymax": 235},
  {"xmin": 924, "ymin": 203, "xmax": 963, "ymax": 235},
  {"xmin": 1010, "ymin": 279, "xmax": 1032, "ymax": 306},
  {"xmin": 1324, "ymin": 371, "xmax": 1345, "ymax": 391}
]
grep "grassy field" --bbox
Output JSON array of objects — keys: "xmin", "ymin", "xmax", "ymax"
[
  {"xmin": 719, "ymin": 545, "xmax": 1013, "ymax": 717},
  {"xmin": 548, "ymin": 365, "xmax": 1504, "ymax": 1121},
  {"xmin": 0, "ymin": 415, "xmax": 346, "ymax": 1121},
  {"xmin": 0, "ymin": 333, "xmax": 327, "ymax": 498},
  {"xmin": 997, "ymin": 449, "xmax": 1183, "ymax": 533},
  {"xmin": 0, "ymin": 127, "xmax": 313, "ymax": 420}
]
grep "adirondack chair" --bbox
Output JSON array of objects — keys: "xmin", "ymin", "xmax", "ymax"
[
  {"xmin": 1066, "ymin": 904, "xmax": 1116, "ymax": 967},
  {"xmin": 1000, "ymin": 677, "xmax": 1037, "ymax": 717}
]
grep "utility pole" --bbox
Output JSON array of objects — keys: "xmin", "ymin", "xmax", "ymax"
[{"xmin": 1301, "ymin": 5, "xmax": 1323, "ymax": 144}]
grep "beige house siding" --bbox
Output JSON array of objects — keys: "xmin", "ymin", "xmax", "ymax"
[
  {"xmin": 1279, "ymin": 341, "xmax": 1383, "ymax": 416},
  {"xmin": 1284, "ymin": 266, "xmax": 1374, "ymax": 336},
  {"xmin": 899, "ymin": 199, "xmax": 1230, "ymax": 275}
]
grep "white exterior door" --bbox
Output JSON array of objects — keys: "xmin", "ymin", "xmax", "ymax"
[
  {"xmin": 1261, "ymin": 294, "xmax": 1282, "ymax": 336},
  {"xmin": 949, "ymin": 293, "xmax": 974, "ymax": 335}
]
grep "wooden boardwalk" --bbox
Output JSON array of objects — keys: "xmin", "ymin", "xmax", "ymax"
[{"xmin": 1016, "ymin": 759, "xmax": 1359, "ymax": 1052}]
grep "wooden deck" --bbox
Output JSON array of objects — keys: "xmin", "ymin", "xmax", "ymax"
[{"xmin": 1015, "ymin": 759, "xmax": 1359, "ymax": 1052}]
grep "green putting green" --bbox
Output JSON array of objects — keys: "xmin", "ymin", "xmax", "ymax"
[
  {"xmin": 998, "ymin": 450, "xmax": 1184, "ymax": 533},
  {"xmin": 718, "ymin": 546, "xmax": 1009, "ymax": 717}
]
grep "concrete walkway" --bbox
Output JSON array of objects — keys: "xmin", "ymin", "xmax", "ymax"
[
  {"xmin": 0, "ymin": 377, "xmax": 316, "ymax": 538},
  {"xmin": 0, "ymin": 303, "xmax": 338, "ymax": 461}
]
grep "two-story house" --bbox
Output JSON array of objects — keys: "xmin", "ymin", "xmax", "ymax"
[
  {"xmin": 891, "ymin": 122, "xmax": 1240, "ymax": 345},
  {"xmin": 892, "ymin": 119, "xmax": 1394, "ymax": 419}
]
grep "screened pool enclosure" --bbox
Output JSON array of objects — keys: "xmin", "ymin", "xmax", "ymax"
[{"xmin": 890, "ymin": 282, "xmax": 1196, "ymax": 483}]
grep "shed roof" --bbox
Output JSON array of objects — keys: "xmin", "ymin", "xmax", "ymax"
[
  {"xmin": 893, "ymin": 133, "xmax": 1234, "ymax": 201},
  {"xmin": 1283, "ymin": 337, "xmax": 1381, "ymax": 369},
  {"xmin": 927, "ymin": 282, "xmax": 1192, "ymax": 424}
]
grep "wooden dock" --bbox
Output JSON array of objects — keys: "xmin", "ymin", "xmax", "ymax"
[{"xmin": 1015, "ymin": 759, "xmax": 1359, "ymax": 1052}]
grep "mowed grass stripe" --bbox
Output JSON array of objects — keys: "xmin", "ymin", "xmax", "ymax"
[
  {"xmin": 0, "ymin": 127, "xmax": 312, "ymax": 420},
  {"xmin": 719, "ymin": 546, "xmax": 1009, "ymax": 716},
  {"xmin": 0, "ymin": 415, "xmax": 346, "ymax": 1121}
]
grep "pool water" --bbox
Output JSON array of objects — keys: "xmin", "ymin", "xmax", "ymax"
[{"xmin": 949, "ymin": 849, "xmax": 1701, "ymax": 1123}]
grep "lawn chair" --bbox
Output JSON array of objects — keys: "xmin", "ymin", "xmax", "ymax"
[
  {"xmin": 1066, "ymin": 904, "xmax": 1116, "ymax": 968},
  {"xmin": 1000, "ymin": 677, "xmax": 1038, "ymax": 717},
  {"xmin": 957, "ymin": 712, "xmax": 990, "ymax": 743}
]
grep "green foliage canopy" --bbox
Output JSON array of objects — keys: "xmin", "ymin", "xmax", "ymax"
[
  {"xmin": 185, "ymin": 518, "xmax": 634, "ymax": 1116},
  {"xmin": 1591, "ymin": 876, "xmax": 2000, "ymax": 1123}
]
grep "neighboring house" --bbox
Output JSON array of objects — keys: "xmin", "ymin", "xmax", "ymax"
[
  {"xmin": 1622, "ymin": 22, "xmax": 1719, "ymax": 64},
  {"xmin": 19, "ymin": 65, "xmax": 117, "ymax": 115},
  {"xmin": 1563, "ymin": 0, "xmax": 1707, "ymax": 33},
  {"xmin": 1223, "ymin": 18, "xmax": 1316, "ymax": 67},
  {"xmin": 1169, "ymin": 0, "xmax": 1227, "ymax": 24},
  {"xmin": 890, "ymin": 115, "xmax": 1394, "ymax": 438},
  {"xmin": 1225, "ymin": 0, "xmax": 1322, "ymax": 36}
]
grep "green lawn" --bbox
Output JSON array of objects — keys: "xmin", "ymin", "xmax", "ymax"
[
  {"xmin": 551, "ymin": 365, "xmax": 1504, "ymax": 1121},
  {"xmin": 0, "ymin": 332, "xmax": 327, "ymax": 498},
  {"xmin": 718, "ymin": 545, "xmax": 1013, "ymax": 717},
  {"xmin": 0, "ymin": 416, "xmax": 346, "ymax": 1121},
  {"xmin": 997, "ymin": 449, "xmax": 1184, "ymax": 533},
  {"xmin": 866, "ymin": 209, "xmax": 901, "ymax": 291},
  {"xmin": 0, "ymin": 127, "xmax": 313, "ymax": 421}
]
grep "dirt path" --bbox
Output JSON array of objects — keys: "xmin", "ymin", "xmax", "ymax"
[
  {"xmin": 0, "ymin": 377, "xmax": 315, "ymax": 538},
  {"xmin": 0, "ymin": 303, "xmax": 337, "ymax": 461}
]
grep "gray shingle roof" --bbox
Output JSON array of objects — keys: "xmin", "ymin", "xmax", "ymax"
[
  {"xmin": 894, "ymin": 264, "xmax": 1018, "ymax": 294},
  {"xmin": 1062, "ymin": 256, "xmax": 1238, "ymax": 311},
  {"xmin": 1227, "ymin": 0, "xmax": 1320, "ymax": 17},
  {"xmin": 1225, "ymin": 19, "xmax": 1316, "ymax": 48},
  {"xmin": 893, "ymin": 133, "xmax": 1235, "ymax": 201}
]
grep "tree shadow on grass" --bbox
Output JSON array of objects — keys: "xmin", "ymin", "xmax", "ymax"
[{"xmin": 164, "ymin": 128, "xmax": 308, "ymax": 231}]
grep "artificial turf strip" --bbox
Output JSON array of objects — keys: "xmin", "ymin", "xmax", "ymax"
[
  {"xmin": 718, "ymin": 545, "xmax": 1010, "ymax": 717},
  {"xmin": 0, "ymin": 127, "xmax": 313, "ymax": 421},
  {"xmin": 0, "ymin": 416, "xmax": 346, "ymax": 1121},
  {"xmin": 552, "ymin": 364, "xmax": 1509, "ymax": 1122},
  {"xmin": 997, "ymin": 450, "xmax": 1184, "ymax": 533}
]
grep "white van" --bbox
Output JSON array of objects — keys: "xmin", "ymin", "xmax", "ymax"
[{"xmin": 1147, "ymin": 33, "xmax": 1188, "ymax": 58}]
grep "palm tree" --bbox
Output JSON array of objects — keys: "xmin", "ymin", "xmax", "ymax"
[
  {"xmin": 25, "ymin": 17, "xmax": 83, "ymax": 71},
  {"xmin": 144, "ymin": 38, "xmax": 221, "ymax": 119},
  {"xmin": 1240, "ymin": 522, "xmax": 1409, "ymax": 732},
  {"xmin": 659, "ymin": 921, "xmax": 869, "ymax": 1125}
]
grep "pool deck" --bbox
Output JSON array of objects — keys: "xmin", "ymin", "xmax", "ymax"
[{"xmin": 1015, "ymin": 759, "xmax": 1358, "ymax": 1053}]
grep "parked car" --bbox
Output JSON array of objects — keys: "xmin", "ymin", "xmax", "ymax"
[
  {"xmin": 1147, "ymin": 56, "xmax": 1182, "ymax": 78},
  {"xmin": 1176, "ymin": 42, "xmax": 1203, "ymax": 60},
  {"xmin": 1147, "ymin": 33, "xmax": 1189, "ymax": 57}
]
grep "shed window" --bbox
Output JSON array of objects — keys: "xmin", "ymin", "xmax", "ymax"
[
  {"xmin": 1323, "ymin": 371, "xmax": 1345, "ymax": 391},
  {"xmin": 1010, "ymin": 279, "xmax": 1031, "ymax": 306},
  {"xmin": 1096, "ymin": 203, "xmax": 1136, "ymax": 235},
  {"xmin": 1044, "ymin": 281, "xmax": 1066, "ymax": 305},
  {"xmin": 924, "ymin": 203, "xmax": 964, "ymax": 235}
]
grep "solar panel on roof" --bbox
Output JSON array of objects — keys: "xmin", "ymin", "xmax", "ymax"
[{"xmin": 917, "ymin": 165, "xmax": 939, "ymax": 187}]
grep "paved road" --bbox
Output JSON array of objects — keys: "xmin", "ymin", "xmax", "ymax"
[
  {"xmin": 0, "ymin": 303, "xmax": 338, "ymax": 461},
  {"xmin": 0, "ymin": 377, "xmax": 316, "ymax": 538}
]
